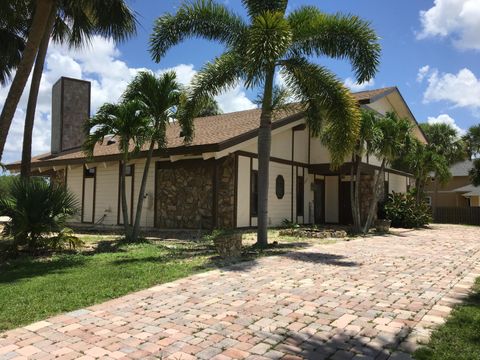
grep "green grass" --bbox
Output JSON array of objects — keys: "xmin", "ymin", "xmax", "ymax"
[
  {"xmin": 0, "ymin": 233, "xmax": 311, "ymax": 332},
  {"xmin": 414, "ymin": 278, "xmax": 480, "ymax": 360}
]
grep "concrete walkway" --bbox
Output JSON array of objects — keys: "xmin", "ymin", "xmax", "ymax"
[{"xmin": 1, "ymin": 225, "xmax": 479, "ymax": 360}]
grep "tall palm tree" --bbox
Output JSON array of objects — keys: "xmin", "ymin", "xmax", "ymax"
[
  {"xmin": 83, "ymin": 100, "xmax": 149, "ymax": 238},
  {"xmin": 420, "ymin": 123, "xmax": 466, "ymax": 213},
  {"xmin": 463, "ymin": 124, "xmax": 480, "ymax": 159},
  {"xmin": 399, "ymin": 138, "xmax": 450, "ymax": 204},
  {"xmin": 122, "ymin": 71, "xmax": 182, "ymax": 241},
  {"xmin": 0, "ymin": 0, "xmax": 30, "ymax": 86},
  {"xmin": 324, "ymin": 109, "xmax": 381, "ymax": 233},
  {"xmin": 20, "ymin": 0, "xmax": 137, "ymax": 177},
  {"xmin": 149, "ymin": 0, "xmax": 380, "ymax": 246},
  {"xmin": 0, "ymin": 0, "xmax": 56, "ymax": 162},
  {"xmin": 363, "ymin": 112, "xmax": 411, "ymax": 233}
]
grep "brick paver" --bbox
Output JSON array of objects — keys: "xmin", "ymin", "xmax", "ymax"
[{"xmin": 1, "ymin": 224, "xmax": 479, "ymax": 359}]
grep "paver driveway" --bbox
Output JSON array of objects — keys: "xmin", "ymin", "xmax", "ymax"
[{"xmin": 1, "ymin": 225, "xmax": 479, "ymax": 360}]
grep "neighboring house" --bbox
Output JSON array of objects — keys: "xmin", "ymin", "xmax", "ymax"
[
  {"xmin": 7, "ymin": 77, "xmax": 427, "ymax": 230},
  {"xmin": 426, "ymin": 160, "xmax": 480, "ymax": 208}
]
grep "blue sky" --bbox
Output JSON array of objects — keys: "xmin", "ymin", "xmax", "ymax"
[
  {"xmin": 1, "ymin": 0, "xmax": 480, "ymax": 163},
  {"xmin": 117, "ymin": 0, "xmax": 480, "ymax": 130}
]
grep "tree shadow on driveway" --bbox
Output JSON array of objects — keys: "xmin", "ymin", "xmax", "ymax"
[{"xmin": 271, "ymin": 325, "xmax": 413, "ymax": 359}]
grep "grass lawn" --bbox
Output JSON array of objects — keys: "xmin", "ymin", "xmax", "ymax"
[
  {"xmin": 0, "ymin": 230, "xmax": 330, "ymax": 332},
  {"xmin": 414, "ymin": 278, "xmax": 480, "ymax": 360}
]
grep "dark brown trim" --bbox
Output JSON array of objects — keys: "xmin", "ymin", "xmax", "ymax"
[
  {"xmin": 154, "ymin": 161, "xmax": 159, "ymax": 228},
  {"xmin": 117, "ymin": 162, "xmax": 134, "ymax": 225},
  {"xmin": 93, "ymin": 169, "xmax": 96, "ymax": 224},
  {"xmin": 295, "ymin": 166, "xmax": 298, "ymax": 224},
  {"xmin": 11, "ymin": 113, "xmax": 307, "ymax": 170},
  {"xmin": 249, "ymin": 156, "xmax": 253, "ymax": 227},
  {"xmin": 307, "ymin": 129, "xmax": 311, "ymax": 165},
  {"xmin": 291, "ymin": 129, "xmax": 294, "ymax": 222},
  {"xmin": 292, "ymin": 124, "xmax": 306, "ymax": 131},
  {"xmin": 116, "ymin": 161, "xmax": 121, "ymax": 225},
  {"xmin": 81, "ymin": 167, "xmax": 85, "ymax": 222},
  {"xmin": 130, "ymin": 164, "xmax": 135, "ymax": 225},
  {"xmin": 309, "ymin": 162, "xmax": 414, "ymax": 178},
  {"xmin": 212, "ymin": 160, "xmax": 219, "ymax": 229},
  {"xmin": 233, "ymin": 153, "xmax": 238, "ymax": 228},
  {"xmin": 59, "ymin": 78, "xmax": 64, "ymax": 152},
  {"xmin": 64, "ymin": 165, "xmax": 68, "ymax": 188},
  {"xmin": 235, "ymin": 150, "xmax": 308, "ymax": 168},
  {"xmin": 81, "ymin": 166, "xmax": 96, "ymax": 223}
]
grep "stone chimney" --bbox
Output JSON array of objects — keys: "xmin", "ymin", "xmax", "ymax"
[{"xmin": 51, "ymin": 77, "xmax": 91, "ymax": 154}]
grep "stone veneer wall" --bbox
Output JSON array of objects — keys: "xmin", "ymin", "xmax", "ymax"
[
  {"xmin": 156, "ymin": 161, "xmax": 214, "ymax": 229},
  {"xmin": 359, "ymin": 174, "xmax": 386, "ymax": 222},
  {"xmin": 155, "ymin": 156, "xmax": 236, "ymax": 230},
  {"xmin": 216, "ymin": 155, "xmax": 236, "ymax": 229}
]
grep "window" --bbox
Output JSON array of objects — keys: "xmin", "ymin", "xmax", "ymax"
[
  {"xmin": 297, "ymin": 175, "xmax": 304, "ymax": 216},
  {"xmin": 275, "ymin": 175, "xmax": 285, "ymax": 199},
  {"xmin": 84, "ymin": 167, "xmax": 96, "ymax": 178},
  {"xmin": 125, "ymin": 164, "xmax": 134, "ymax": 177},
  {"xmin": 425, "ymin": 196, "xmax": 432, "ymax": 206},
  {"xmin": 250, "ymin": 170, "xmax": 258, "ymax": 217}
]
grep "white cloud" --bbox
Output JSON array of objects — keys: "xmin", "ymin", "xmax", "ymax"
[
  {"xmin": 417, "ymin": 0, "xmax": 480, "ymax": 50},
  {"xmin": 422, "ymin": 67, "xmax": 480, "ymax": 111},
  {"xmin": 427, "ymin": 114, "xmax": 466, "ymax": 135},
  {"xmin": 344, "ymin": 77, "xmax": 375, "ymax": 92},
  {"xmin": 417, "ymin": 65, "xmax": 431, "ymax": 82},
  {"xmin": 0, "ymin": 36, "xmax": 254, "ymax": 164}
]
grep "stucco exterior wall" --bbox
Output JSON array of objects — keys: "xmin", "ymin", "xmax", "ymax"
[
  {"xmin": 389, "ymin": 173, "xmax": 407, "ymax": 194},
  {"xmin": 325, "ymin": 176, "xmax": 339, "ymax": 223},
  {"xmin": 236, "ymin": 155, "xmax": 251, "ymax": 227},
  {"xmin": 66, "ymin": 166, "xmax": 83, "ymax": 223}
]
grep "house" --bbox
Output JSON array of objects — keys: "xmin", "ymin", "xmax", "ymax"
[
  {"xmin": 426, "ymin": 160, "xmax": 480, "ymax": 208},
  {"xmin": 6, "ymin": 77, "xmax": 427, "ymax": 230}
]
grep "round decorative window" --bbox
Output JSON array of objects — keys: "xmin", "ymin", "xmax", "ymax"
[{"xmin": 276, "ymin": 175, "xmax": 285, "ymax": 199}]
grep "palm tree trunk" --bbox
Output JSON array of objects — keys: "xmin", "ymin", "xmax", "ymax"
[
  {"xmin": 351, "ymin": 154, "xmax": 362, "ymax": 233},
  {"xmin": 120, "ymin": 158, "xmax": 130, "ymax": 238},
  {"xmin": 20, "ymin": 7, "xmax": 56, "ymax": 178},
  {"xmin": 131, "ymin": 139, "xmax": 156, "ymax": 241},
  {"xmin": 256, "ymin": 67, "xmax": 275, "ymax": 247},
  {"xmin": 362, "ymin": 158, "xmax": 386, "ymax": 234},
  {"xmin": 0, "ymin": 0, "xmax": 55, "ymax": 162}
]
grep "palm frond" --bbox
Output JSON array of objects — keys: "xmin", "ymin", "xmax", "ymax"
[
  {"xmin": 179, "ymin": 51, "xmax": 245, "ymax": 142},
  {"xmin": 288, "ymin": 6, "xmax": 380, "ymax": 83},
  {"xmin": 280, "ymin": 57, "xmax": 361, "ymax": 167},
  {"xmin": 242, "ymin": 0, "xmax": 288, "ymax": 18},
  {"xmin": 150, "ymin": 0, "xmax": 246, "ymax": 62}
]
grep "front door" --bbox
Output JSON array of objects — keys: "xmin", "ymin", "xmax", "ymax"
[
  {"xmin": 339, "ymin": 180, "xmax": 354, "ymax": 225},
  {"xmin": 313, "ymin": 179, "xmax": 325, "ymax": 224}
]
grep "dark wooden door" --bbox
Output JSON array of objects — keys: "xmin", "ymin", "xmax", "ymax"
[
  {"xmin": 339, "ymin": 180, "xmax": 353, "ymax": 225},
  {"xmin": 314, "ymin": 179, "xmax": 325, "ymax": 224}
]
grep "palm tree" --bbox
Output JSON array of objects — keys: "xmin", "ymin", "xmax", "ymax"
[
  {"xmin": 326, "ymin": 109, "xmax": 381, "ymax": 233},
  {"xmin": 420, "ymin": 123, "xmax": 466, "ymax": 213},
  {"xmin": 19, "ymin": 0, "xmax": 137, "ymax": 178},
  {"xmin": 122, "ymin": 71, "xmax": 182, "ymax": 241},
  {"xmin": 0, "ymin": 0, "xmax": 56, "ymax": 162},
  {"xmin": 363, "ymin": 112, "xmax": 411, "ymax": 233},
  {"xmin": 463, "ymin": 124, "xmax": 480, "ymax": 159},
  {"xmin": 0, "ymin": 0, "xmax": 29, "ymax": 86},
  {"xmin": 401, "ymin": 139, "xmax": 451, "ymax": 204},
  {"xmin": 469, "ymin": 158, "xmax": 480, "ymax": 187},
  {"xmin": 0, "ymin": 177, "xmax": 78, "ymax": 251},
  {"xmin": 83, "ymin": 100, "xmax": 150, "ymax": 238},
  {"xmin": 149, "ymin": 0, "xmax": 380, "ymax": 246}
]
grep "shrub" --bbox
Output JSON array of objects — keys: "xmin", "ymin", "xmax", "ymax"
[
  {"xmin": 384, "ymin": 191, "xmax": 432, "ymax": 228},
  {"xmin": 0, "ymin": 178, "xmax": 81, "ymax": 251}
]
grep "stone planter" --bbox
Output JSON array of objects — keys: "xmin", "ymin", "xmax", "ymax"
[
  {"xmin": 375, "ymin": 219, "xmax": 391, "ymax": 233},
  {"xmin": 213, "ymin": 232, "xmax": 242, "ymax": 259}
]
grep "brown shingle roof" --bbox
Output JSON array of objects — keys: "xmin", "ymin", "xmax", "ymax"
[{"xmin": 7, "ymin": 87, "xmax": 397, "ymax": 169}]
